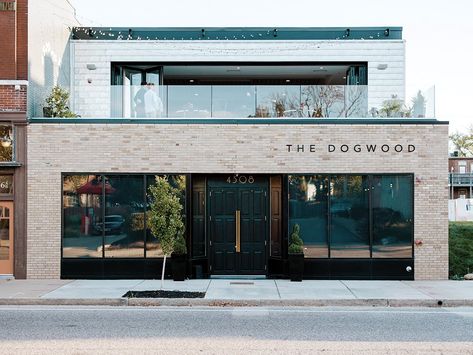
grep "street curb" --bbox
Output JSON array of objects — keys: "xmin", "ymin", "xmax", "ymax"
[{"xmin": 1, "ymin": 298, "xmax": 473, "ymax": 307}]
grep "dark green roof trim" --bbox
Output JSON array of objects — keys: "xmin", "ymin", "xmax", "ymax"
[
  {"xmin": 71, "ymin": 27, "xmax": 402, "ymax": 41},
  {"xmin": 29, "ymin": 118, "xmax": 446, "ymax": 125}
]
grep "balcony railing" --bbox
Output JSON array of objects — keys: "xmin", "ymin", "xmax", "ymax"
[
  {"xmin": 31, "ymin": 84, "xmax": 436, "ymax": 120},
  {"xmin": 449, "ymin": 173, "xmax": 473, "ymax": 186}
]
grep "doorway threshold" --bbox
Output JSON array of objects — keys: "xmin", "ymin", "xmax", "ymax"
[{"xmin": 210, "ymin": 275, "xmax": 267, "ymax": 280}]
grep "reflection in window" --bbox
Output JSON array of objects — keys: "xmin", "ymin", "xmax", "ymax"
[
  {"xmin": 0, "ymin": 125, "xmax": 13, "ymax": 162},
  {"xmin": 62, "ymin": 174, "xmax": 187, "ymax": 259},
  {"xmin": 289, "ymin": 175, "xmax": 329, "ymax": 257},
  {"xmin": 256, "ymin": 86, "xmax": 301, "ymax": 118},
  {"xmin": 63, "ymin": 175, "xmax": 103, "ymax": 258},
  {"xmin": 167, "ymin": 86, "xmax": 211, "ymax": 118},
  {"xmin": 372, "ymin": 175, "xmax": 413, "ymax": 258},
  {"xmin": 146, "ymin": 175, "xmax": 187, "ymax": 257},
  {"xmin": 330, "ymin": 175, "xmax": 370, "ymax": 258},
  {"xmin": 212, "ymin": 86, "xmax": 255, "ymax": 118},
  {"xmin": 104, "ymin": 176, "xmax": 145, "ymax": 258}
]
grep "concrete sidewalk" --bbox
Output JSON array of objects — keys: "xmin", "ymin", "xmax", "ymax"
[{"xmin": 0, "ymin": 279, "xmax": 472, "ymax": 307}]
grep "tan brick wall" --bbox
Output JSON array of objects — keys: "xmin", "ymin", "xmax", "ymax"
[{"xmin": 26, "ymin": 123, "xmax": 449, "ymax": 279}]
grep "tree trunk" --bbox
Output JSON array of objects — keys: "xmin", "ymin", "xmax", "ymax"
[{"xmin": 161, "ymin": 255, "xmax": 167, "ymax": 289}]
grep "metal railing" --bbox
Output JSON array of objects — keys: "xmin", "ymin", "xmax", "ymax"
[{"xmin": 449, "ymin": 173, "xmax": 473, "ymax": 186}]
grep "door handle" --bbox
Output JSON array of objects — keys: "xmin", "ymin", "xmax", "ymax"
[{"xmin": 235, "ymin": 210, "xmax": 241, "ymax": 253}]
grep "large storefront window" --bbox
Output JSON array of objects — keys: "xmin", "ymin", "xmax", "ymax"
[
  {"xmin": 62, "ymin": 174, "xmax": 187, "ymax": 259},
  {"xmin": 330, "ymin": 175, "xmax": 370, "ymax": 258},
  {"xmin": 371, "ymin": 175, "xmax": 413, "ymax": 258},
  {"xmin": 288, "ymin": 175, "xmax": 329, "ymax": 257},
  {"xmin": 288, "ymin": 174, "xmax": 413, "ymax": 259}
]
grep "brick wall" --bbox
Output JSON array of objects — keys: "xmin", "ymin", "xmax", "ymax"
[
  {"xmin": 0, "ymin": 0, "xmax": 28, "ymax": 80},
  {"xmin": 26, "ymin": 122, "xmax": 449, "ymax": 280},
  {"xmin": 0, "ymin": 84, "xmax": 27, "ymax": 112}
]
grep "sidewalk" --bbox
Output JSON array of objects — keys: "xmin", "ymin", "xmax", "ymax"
[{"xmin": 0, "ymin": 279, "xmax": 472, "ymax": 307}]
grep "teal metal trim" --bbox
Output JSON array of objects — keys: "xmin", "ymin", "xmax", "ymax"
[
  {"xmin": 72, "ymin": 27, "xmax": 402, "ymax": 41},
  {"xmin": 29, "ymin": 118, "xmax": 447, "ymax": 125},
  {"xmin": 0, "ymin": 162, "xmax": 22, "ymax": 167}
]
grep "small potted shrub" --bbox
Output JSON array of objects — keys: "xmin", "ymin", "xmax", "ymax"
[
  {"xmin": 43, "ymin": 86, "xmax": 78, "ymax": 118},
  {"xmin": 288, "ymin": 224, "xmax": 304, "ymax": 281},
  {"xmin": 171, "ymin": 233, "xmax": 187, "ymax": 281}
]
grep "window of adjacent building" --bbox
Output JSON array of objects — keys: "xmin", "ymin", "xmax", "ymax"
[
  {"xmin": 62, "ymin": 174, "xmax": 187, "ymax": 259},
  {"xmin": 0, "ymin": 125, "xmax": 13, "ymax": 162}
]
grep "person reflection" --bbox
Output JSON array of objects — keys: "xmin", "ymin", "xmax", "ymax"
[
  {"xmin": 133, "ymin": 81, "xmax": 147, "ymax": 118},
  {"xmin": 144, "ymin": 83, "xmax": 164, "ymax": 118}
]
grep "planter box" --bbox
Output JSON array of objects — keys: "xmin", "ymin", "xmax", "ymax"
[
  {"xmin": 171, "ymin": 253, "xmax": 187, "ymax": 281},
  {"xmin": 288, "ymin": 253, "xmax": 304, "ymax": 282}
]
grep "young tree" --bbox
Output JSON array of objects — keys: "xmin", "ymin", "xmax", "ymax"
[
  {"xmin": 450, "ymin": 127, "xmax": 473, "ymax": 157},
  {"xmin": 148, "ymin": 176, "xmax": 185, "ymax": 288}
]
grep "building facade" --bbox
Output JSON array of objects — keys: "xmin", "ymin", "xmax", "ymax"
[
  {"xmin": 0, "ymin": 0, "xmax": 28, "ymax": 279},
  {"xmin": 27, "ymin": 27, "xmax": 449, "ymax": 280}
]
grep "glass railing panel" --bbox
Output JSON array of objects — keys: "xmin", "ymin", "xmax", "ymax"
[
  {"xmin": 212, "ymin": 85, "xmax": 256, "ymax": 118},
  {"xmin": 33, "ymin": 84, "xmax": 438, "ymax": 120},
  {"xmin": 301, "ymin": 85, "xmax": 346, "ymax": 118},
  {"xmin": 256, "ymin": 85, "xmax": 301, "ymax": 118},
  {"xmin": 167, "ymin": 86, "xmax": 211, "ymax": 118}
]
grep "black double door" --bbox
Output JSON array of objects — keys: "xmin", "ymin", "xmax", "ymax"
[{"xmin": 208, "ymin": 177, "xmax": 268, "ymax": 275}]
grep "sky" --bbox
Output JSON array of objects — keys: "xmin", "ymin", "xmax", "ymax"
[{"xmin": 69, "ymin": 0, "xmax": 473, "ymax": 133}]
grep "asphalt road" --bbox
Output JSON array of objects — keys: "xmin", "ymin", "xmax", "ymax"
[{"xmin": 1, "ymin": 306, "xmax": 473, "ymax": 354}]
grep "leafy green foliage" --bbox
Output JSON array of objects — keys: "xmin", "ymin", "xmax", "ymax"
[
  {"xmin": 288, "ymin": 224, "xmax": 304, "ymax": 254},
  {"xmin": 449, "ymin": 222, "xmax": 473, "ymax": 278},
  {"xmin": 449, "ymin": 127, "xmax": 473, "ymax": 157},
  {"xmin": 173, "ymin": 233, "xmax": 187, "ymax": 255},
  {"xmin": 45, "ymin": 86, "xmax": 78, "ymax": 118},
  {"xmin": 148, "ymin": 177, "xmax": 185, "ymax": 256},
  {"xmin": 379, "ymin": 95, "xmax": 411, "ymax": 118}
]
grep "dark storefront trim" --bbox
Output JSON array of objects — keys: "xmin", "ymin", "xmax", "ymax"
[{"xmin": 61, "ymin": 173, "xmax": 414, "ymax": 280}]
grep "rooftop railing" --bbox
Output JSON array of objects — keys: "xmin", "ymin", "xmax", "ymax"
[{"xmin": 31, "ymin": 84, "xmax": 436, "ymax": 120}]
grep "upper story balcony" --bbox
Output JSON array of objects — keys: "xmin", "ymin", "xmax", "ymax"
[{"xmin": 450, "ymin": 173, "xmax": 473, "ymax": 187}]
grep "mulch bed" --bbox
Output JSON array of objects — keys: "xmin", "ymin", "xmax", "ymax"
[{"xmin": 123, "ymin": 290, "xmax": 206, "ymax": 298}]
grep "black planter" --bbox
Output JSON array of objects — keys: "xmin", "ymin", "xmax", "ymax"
[
  {"xmin": 171, "ymin": 253, "xmax": 187, "ymax": 281},
  {"xmin": 288, "ymin": 253, "xmax": 304, "ymax": 282},
  {"xmin": 43, "ymin": 106, "xmax": 52, "ymax": 117}
]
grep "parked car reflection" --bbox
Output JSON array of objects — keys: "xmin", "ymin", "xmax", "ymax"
[{"xmin": 92, "ymin": 215, "xmax": 124, "ymax": 235}]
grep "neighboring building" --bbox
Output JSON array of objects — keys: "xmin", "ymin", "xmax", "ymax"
[
  {"xmin": 0, "ymin": 0, "xmax": 28, "ymax": 279},
  {"xmin": 27, "ymin": 27, "xmax": 449, "ymax": 280},
  {"xmin": 449, "ymin": 157, "xmax": 473, "ymax": 199},
  {"xmin": 448, "ymin": 156, "xmax": 473, "ymax": 221},
  {"xmin": 0, "ymin": 0, "xmax": 78, "ymax": 279}
]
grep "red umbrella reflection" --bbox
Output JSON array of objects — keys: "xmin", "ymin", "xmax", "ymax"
[
  {"xmin": 77, "ymin": 178, "xmax": 115, "ymax": 236},
  {"xmin": 77, "ymin": 179, "xmax": 115, "ymax": 195}
]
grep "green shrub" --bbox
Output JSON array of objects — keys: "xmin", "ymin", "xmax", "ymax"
[
  {"xmin": 288, "ymin": 224, "xmax": 303, "ymax": 254},
  {"xmin": 44, "ymin": 86, "xmax": 78, "ymax": 118},
  {"xmin": 449, "ymin": 222, "xmax": 473, "ymax": 278},
  {"xmin": 173, "ymin": 234, "xmax": 187, "ymax": 255}
]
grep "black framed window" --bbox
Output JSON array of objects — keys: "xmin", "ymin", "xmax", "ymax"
[
  {"xmin": 288, "ymin": 175, "xmax": 329, "ymax": 257},
  {"xmin": 288, "ymin": 174, "xmax": 413, "ymax": 259},
  {"xmin": 62, "ymin": 174, "xmax": 187, "ymax": 259},
  {"xmin": 371, "ymin": 175, "xmax": 413, "ymax": 258}
]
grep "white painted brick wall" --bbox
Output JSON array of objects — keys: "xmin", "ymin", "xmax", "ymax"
[{"xmin": 70, "ymin": 40, "xmax": 405, "ymax": 117}]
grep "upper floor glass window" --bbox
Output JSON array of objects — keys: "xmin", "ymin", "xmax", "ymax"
[{"xmin": 0, "ymin": 125, "xmax": 13, "ymax": 162}]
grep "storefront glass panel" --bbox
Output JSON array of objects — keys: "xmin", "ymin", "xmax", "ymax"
[
  {"xmin": 104, "ymin": 175, "xmax": 145, "ymax": 258},
  {"xmin": 372, "ymin": 175, "xmax": 413, "ymax": 258},
  {"xmin": 288, "ymin": 175, "xmax": 329, "ymax": 257},
  {"xmin": 0, "ymin": 125, "xmax": 13, "ymax": 162},
  {"xmin": 63, "ymin": 175, "xmax": 103, "ymax": 258},
  {"xmin": 330, "ymin": 175, "xmax": 370, "ymax": 258}
]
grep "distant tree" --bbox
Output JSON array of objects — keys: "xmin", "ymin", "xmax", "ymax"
[{"xmin": 450, "ymin": 127, "xmax": 473, "ymax": 157}]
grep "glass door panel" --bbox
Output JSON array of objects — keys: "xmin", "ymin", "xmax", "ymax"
[
  {"xmin": 0, "ymin": 202, "xmax": 13, "ymax": 274},
  {"xmin": 123, "ymin": 68, "xmax": 143, "ymax": 118}
]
